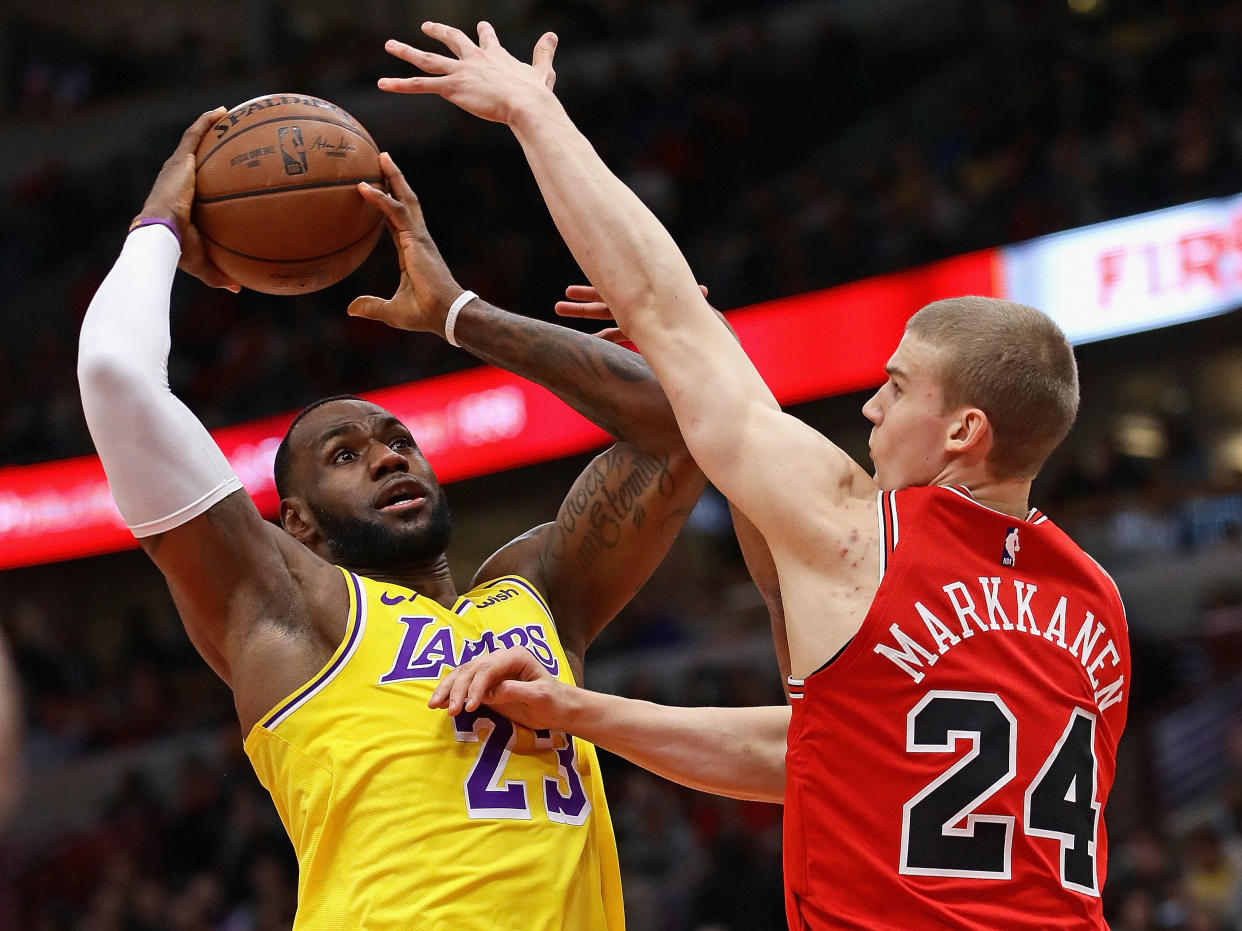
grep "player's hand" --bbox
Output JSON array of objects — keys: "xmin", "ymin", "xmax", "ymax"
[
  {"xmin": 348, "ymin": 152, "xmax": 463, "ymax": 334},
  {"xmin": 379, "ymin": 22, "xmax": 558, "ymax": 125},
  {"xmin": 555, "ymin": 284, "xmax": 712, "ymax": 343},
  {"xmin": 138, "ymin": 107, "xmax": 240, "ymax": 292},
  {"xmin": 428, "ymin": 646, "xmax": 574, "ymax": 732}
]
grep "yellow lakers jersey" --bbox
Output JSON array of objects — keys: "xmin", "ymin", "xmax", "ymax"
[{"xmin": 244, "ymin": 568, "xmax": 625, "ymax": 931}]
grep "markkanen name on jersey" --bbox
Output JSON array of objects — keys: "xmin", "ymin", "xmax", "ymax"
[{"xmin": 873, "ymin": 575, "xmax": 1125, "ymax": 711}]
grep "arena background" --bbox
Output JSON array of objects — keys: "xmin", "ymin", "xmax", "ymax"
[{"xmin": 2, "ymin": 0, "xmax": 1242, "ymax": 928}]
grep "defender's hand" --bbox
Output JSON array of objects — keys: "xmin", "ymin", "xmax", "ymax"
[
  {"xmin": 555, "ymin": 284, "xmax": 711, "ymax": 343},
  {"xmin": 428, "ymin": 646, "xmax": 575, "ymax": 733},
  {"xmin": 379, "ymin": 22, "xmax": 558, "ymax": 125},
  {"xmin": 137, "ymin": 107, "xmax": 239, "ymax": 292},
  {"xmin": 348, "ymin": 153, "xmax": 463, "ymax": 334}
]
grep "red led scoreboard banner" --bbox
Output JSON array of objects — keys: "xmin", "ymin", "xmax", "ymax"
[
  {"xmin": 0, "ymin": 249, "xmax": 998, "ymax": 570},
  {"xmin": 6, "ymin": 190, "xmax": 1242, "ymax": 570}
]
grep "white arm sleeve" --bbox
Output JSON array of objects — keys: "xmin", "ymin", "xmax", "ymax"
[{"xmin": 77, "ymin": 225, "xmax": 243, "ymax": 537}]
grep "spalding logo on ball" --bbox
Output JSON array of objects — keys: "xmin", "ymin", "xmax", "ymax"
[{"xmin": 193, "ymin": 94, "xmax": 384, "ymax": 295}]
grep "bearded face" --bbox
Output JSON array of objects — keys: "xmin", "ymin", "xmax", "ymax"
[
  {"xmin": 310, "ymin": 485, "xmax": 454, "ymax": 568},
  {"xmin": 283, "ymin": 399, "xmax": 455, "ymax": 569}
]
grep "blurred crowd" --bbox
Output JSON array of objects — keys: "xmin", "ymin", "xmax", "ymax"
[
  {"xmin": 3, "ymin": 0, "xmax": 1242, "ymax": 928},
  {"xmin": 6, "ymin": 1, "xmax": 1242, "ymax": 463}
]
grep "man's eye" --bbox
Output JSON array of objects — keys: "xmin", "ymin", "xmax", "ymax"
[
  {"xmin": 333, "ymin": 449, "xmax": 355, "ymax": 463},
  {"xmin": 390, "ymin": 437, "xmax": 412, "ymax": 450}
]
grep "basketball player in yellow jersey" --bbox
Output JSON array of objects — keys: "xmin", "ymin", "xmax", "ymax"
[{"xmin": 78, "ymin": 108, "xmax": 708, "ymax": 930}]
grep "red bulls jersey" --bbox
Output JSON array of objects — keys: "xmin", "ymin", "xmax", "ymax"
[{"xmin": 784, "ymin": 485, "xmax": 1129, "ymax": 930}]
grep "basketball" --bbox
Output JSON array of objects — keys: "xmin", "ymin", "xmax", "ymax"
[{"xmin": 193, "ymin": 93, "xmax": 385, "ymax": 295}]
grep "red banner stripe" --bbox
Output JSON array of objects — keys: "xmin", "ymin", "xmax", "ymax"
[{"xmin": 0, "ymin": 247, "xmax": 1001, "ymax": 570}]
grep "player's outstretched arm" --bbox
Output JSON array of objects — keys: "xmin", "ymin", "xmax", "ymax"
[
  {"xmin": 379, "ymin": 23, "xmax": 872, "ymax": 560},
  {"xmin": 350, "ymin": 155, "xmax": 706, "ymax": 674},
  {"xmin": 429, "ymin": 647, "xmax": 789, "ymax": 804},
  {"xmin": 78, "ymin": 110, "xmax": 343, "ymax": 718}
]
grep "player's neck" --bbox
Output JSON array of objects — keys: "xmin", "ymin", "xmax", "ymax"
[
  {"xmin": 942, "ymin": 475, "xmax": 1032, "ymax": 520},
  {"xmin": 930, "ymin": 461, "xmax": 1031, "ymax": 518},
  {"xmin": 355, "ymin": 556, "xmax": 458, "ymax": 607}
]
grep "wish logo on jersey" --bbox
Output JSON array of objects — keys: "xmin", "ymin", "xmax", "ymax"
[{"xmin": 378, "ymin": 616, "xmax": 560, "ymax": 684}]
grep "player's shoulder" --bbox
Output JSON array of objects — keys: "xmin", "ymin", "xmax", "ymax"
[{"xmin": 467, "ymin": 524, "xmax": 557, "ymax": 598}]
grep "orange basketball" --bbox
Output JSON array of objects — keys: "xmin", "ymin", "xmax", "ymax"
[{"xmin": 193, "ymin": 94, "xmax": 384, "ymax": 295}]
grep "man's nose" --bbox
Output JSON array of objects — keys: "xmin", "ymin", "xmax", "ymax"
[{"xmin": 370, "ymin": 443, "xmax": 409, "ymax": 476}]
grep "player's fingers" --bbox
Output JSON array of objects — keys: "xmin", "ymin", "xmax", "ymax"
[
  {"xmin": 447, "ymin": 663, "xmax": 485, "ymax": 713},
  {"xmin": 377, "ymin": 153, "xmax": 420, "ymax": 212},
  {"xmin": 179, "ymin": 106, "xmax": 226, "ymax": 153},
  {"xmin": 210, "ymin": 271, "xmax": 242, "ymax": 293},
  {"xmin": 554, "ymin": 300, "xmax": 614, "ymax": 319},
  {"xmin": 377, "ymin": 75, "xmax": 445, "ymax": 96},
  {"xmin": 178, "ymin": 235, "xmax": 240, "ymax": 292},
  {"xmin": 564, "ymin": 284, "xmax": 602, "ymax": 301},
  {"xmin": 360, "ymin": 184, "xmax": 404, "ymax": 243},
  {"xmin": 347, "ymin": 295, "xmax": 387, "ymax": 319},
  {"xmin": 476, "ymin": 21, "xmax": 503, "ymax": 50},
  {"xmin": 383, "ymin": 41, "xmax": 457, "ymax": 76},
  {"xmin": 427, "ymin": 669, "xmax": 458, "ymax": 708},
  {"xmin": 463, "ymin": 665, "xmax": 500, "ymax": 712},
  {"xmin": 197, "ymin": 269, "xmax": 241, "ymax": 293},
  {"xmin": 421, "ymin": 21, "xmax": 475, "ymax": 58},
  {"xmin": 462, "ymin": 648, "xmax": 537, "ymax": 711},
  {"xmin": 562, "ymin": 283, "xmax": 705, "ymax": 302},
  {"xmin": 358, "ymin": 181, "xmax": 411, "ymax": 229},
  {"xmin": 531, "ymin": 31, "xmax": 558, "ymax": 87},
  {"xmin": 594, "ymin": 327, "xmax": 629, "ymax": 343}
]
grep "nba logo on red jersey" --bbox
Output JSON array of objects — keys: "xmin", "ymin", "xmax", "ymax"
[{"xmin": 1002, "ymin": 526, "xmax": 1020, "ymax": 566}]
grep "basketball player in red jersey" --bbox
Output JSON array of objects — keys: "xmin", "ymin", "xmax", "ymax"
[{"xmin": 389, "ymin": 23, "xmax": 1130, "ymax": 929}]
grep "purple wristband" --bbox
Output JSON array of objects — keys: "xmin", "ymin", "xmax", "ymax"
[{"xmin": 128, "ymin": 216, "xmax": 181, "ymax": 245}]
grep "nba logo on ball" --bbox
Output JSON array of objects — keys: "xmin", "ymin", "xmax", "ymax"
[
  {"xmin": 1001, "ymin": 527, "xmax": 1020, "ymax": 567},
  {"xmin": 279, "ymin": 126, "xmax": 308, "ymax": 175}
]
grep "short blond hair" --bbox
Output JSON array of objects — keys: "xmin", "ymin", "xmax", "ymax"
[{"xmin": 905, "ymin": 297, "xmax": 1079, "ymax": 480}]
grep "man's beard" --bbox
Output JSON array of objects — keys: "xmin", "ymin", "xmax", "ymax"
[{"xmin": 311, "ymin": 494, "xmax": 454, "ymax": 568}]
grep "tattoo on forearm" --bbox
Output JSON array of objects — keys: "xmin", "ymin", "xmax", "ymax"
[
  {"xmin": 553, "ymin": 447, "xmax": 676, "ymax": 570},
  {"xmin": 464, "ymin": 306, "xmax": 659, "ymax": 439}
]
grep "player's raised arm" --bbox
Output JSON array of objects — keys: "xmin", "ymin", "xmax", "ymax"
[
  {"xmin": 378, "ymin": 23, "xmax": 873, "ymax": 562},
  {"xmin": 429, "ymin": 647, "xmax": 790, "ymax": 804},
  {"xmin": 77, "ymin": 110, "xmax": 341, "ymax": 709},
  {"xmin": 349, "ymin": 155, "xmax": 705, "ymax": 674}
]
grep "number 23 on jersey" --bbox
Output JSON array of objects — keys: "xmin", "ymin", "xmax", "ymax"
[{"xmin": 453, "ymin": 707, "xmax": 592, "ymax": 825}]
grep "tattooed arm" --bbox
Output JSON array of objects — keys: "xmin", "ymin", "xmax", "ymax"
[{"xmin": 350, "ymin": 154, "xmax": 704, "ymax": 679}]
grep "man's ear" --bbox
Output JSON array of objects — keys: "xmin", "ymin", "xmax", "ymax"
[
  {"xmin": 946, "ymin": 407, "xmax": 992, "ymax": 461},
  {"xmin": 280, "ymin": 498, "xmax": 318, "ymax": 546}
]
